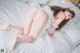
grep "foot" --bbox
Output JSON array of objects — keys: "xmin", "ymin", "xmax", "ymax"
[
  {"xmin": 0, "ymin": 23, "xmax": 10, "ymax": 31},
  {"xmin": 6, "ymin": 36, "xmax": 17, "ymax": 52}
]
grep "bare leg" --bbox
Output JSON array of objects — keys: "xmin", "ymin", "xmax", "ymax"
[
  {"xmin": 6, "ymin": 36, "xmax": 17, "ymax": 51},
  {"xmin": 0, "ymin": 23, "xmax": 24, "ymax": 35},
  {"xmin": 8, "ymin": 25, "xmax": 24, "ymax": 35},
  {"xmin": 28, "ymin": 9, "xmax": 48, "ymax": 39},
  {"xmin": 0, "ymin": 23, "xmax": 24, "ymax": 51},
  {"xmin": 0, "ymin": 23, "xmax": 10, "ymax": 31},
  {"xmin": 24, "ymin": 7, "xmax": 39, "ymax": 35}
]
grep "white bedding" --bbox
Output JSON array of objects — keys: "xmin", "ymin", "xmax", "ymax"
[
  {"xmin": 73, "ymin": 45, "xmax": 80, "ymax": 53},
  {"xmin": 0, "ymin": 0, "xmax": 76, "ymax": 53}
]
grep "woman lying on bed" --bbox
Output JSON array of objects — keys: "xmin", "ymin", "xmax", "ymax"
[{"xmin": 0, "ymin": 5, "xmax": 75, "ymax": 52}]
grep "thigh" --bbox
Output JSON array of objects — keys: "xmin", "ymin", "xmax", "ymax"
[
  {"xmin": 24, "ymin": 7, "xmax": 39, "ymax": 35},
  {"xmin": 28, "ymin": 9, "xmax": 48, "ymax": 39}
]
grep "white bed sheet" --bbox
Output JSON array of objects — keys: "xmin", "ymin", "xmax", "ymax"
[{"xmin": 0, "ymin": 0, "xmax": 76, "ymax": 53}]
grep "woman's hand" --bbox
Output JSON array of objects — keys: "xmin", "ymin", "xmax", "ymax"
[
  {"xmin": 48, "ymin": 26, "xmax": 55, "ymax": 36},
  {"xmin": 48, "ymin": 11, "xmax": 65, "ymax": 36},
  {"xmin": 48, "ymin": 30, "xmax": 54, "ymax": 36}
]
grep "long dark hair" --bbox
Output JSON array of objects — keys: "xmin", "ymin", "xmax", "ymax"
[{"xmin": 50, "ymin": 6, "xmax": 75, "ymax": 31}]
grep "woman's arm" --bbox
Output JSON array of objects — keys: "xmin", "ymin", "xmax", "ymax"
[
  {"xmin": 48, "ymin": 12, "xmax": 65, "ymax": 36},
  {"xmin": 48, "ymin": 17, "xmax": 64, "ymax": 36},
  {"xmin": 17, "ymin": 9, "xmax": 48, "ymax": 43}
]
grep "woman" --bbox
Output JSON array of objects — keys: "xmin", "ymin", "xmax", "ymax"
[
  {"xmin": 0, "ymin": 1, "xmax": 75, "ymax": 53},
  {"xmin": 48, "ymin": 6, "xmax": 75, "ymax": 35}
]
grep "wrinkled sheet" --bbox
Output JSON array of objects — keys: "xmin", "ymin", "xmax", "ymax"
[{"xmin": 0, "ymin": 0, "xmax": 75, "ymax": 53}]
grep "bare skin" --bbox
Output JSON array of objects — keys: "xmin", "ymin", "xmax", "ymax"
[
  {"xmin": 0, "ymin": 7, "xmax": 73, "ymax": 51},
  {"xmin": 48, "ymin": 10, "xmax": 73, "ymax": 36},
  {"xmin": 0, "ymin": 7, "xmax": 48, "ymax": 41},
  {"xmin": 48, "ymin": 11, "xmax": 65, "ymax": 36},
  {"xmin": 0, "ymin": 7, "xmax": 48, "ymax": 51}
]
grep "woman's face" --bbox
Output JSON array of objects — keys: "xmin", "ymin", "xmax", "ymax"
[{"xmin": 64, "ymin": 10, "xmax": 73, "ymax": 20}]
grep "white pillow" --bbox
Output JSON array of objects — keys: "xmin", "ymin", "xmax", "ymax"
[
  {"xmin": 73, "ymin": 45, "xmax": 80, "ymax": 53},
  {"xmin": 64, "ymin": 24, "xmax": 80, "ymax": 43},
  {"xmin": 76, "ymin": 21, "xmax": 80, "ymax": 29}
]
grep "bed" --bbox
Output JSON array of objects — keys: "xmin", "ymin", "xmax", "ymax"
[{"xmin": 0, "ymin": 0, "xmax": 80, "ymax": 53}]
